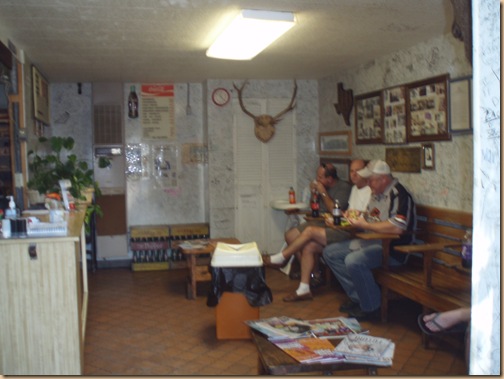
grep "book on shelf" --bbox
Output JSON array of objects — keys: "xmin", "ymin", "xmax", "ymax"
[
  {"xmin": 246, "ymin": 316, "xmax": 367, "ymax": 341},
  {"xmin": 333, "ymin": 334, "xmax": 393, "ymax": 360}
]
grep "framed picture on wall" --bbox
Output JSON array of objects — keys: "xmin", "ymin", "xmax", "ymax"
[
  {"xmin": 449, "ymin": 76, "xmax": 472, "ymax": 133},
  {"xmin": 319, "ymin": 131, "xmax": 352, "ymax": 156},
  {"xmin": 32, "ymin": 65, "xmax": 50, "ymax": 125},
  {"xmin": 320, "ymin": 157, "xmax": 351, "ymax": 182},
  {"xmin": 407, "ymin": 74, "xmax": 450, "ymax": 142},
  {"xmin": 383, "ymin": 85, "xmax": 407, "ymax": 144},
  {"xmin": 422, "ymin": 143, "xmax": 435, "ymax": 170},
  {"xmin": 354, "ymin": 91, "xmax": 383, "ymax": 144}
]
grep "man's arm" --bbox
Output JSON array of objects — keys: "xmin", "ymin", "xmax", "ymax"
[{"xmin": 348, "ymin": 218, "xmax": 403, "ymax": 234}]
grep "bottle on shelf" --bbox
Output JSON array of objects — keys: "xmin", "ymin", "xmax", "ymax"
[
  {"xmin": 310, "ymin": 189, "xmax": 320, "ymax": 218},
  {"xmin": 461, "ymin": 229, "xmax": 472, "ymax": 268},
  {"xmin": 128, "ymin": 85, "xmax": 139, "ymax": 119},
  {"xmin": 289, "ymin": 187, "xmax": 296, "ymax": 204},
  {"xmin": 332, "ymin": 199, "xmax": 342, "ymax": 226}
]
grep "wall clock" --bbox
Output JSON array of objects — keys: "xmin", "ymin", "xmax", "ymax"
[{"xmin": 212, "ymin": 88, "xmax": 230, "ymax": 107}]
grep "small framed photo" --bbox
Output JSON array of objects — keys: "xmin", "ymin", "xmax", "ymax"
[
  {"xmin": 32, "ymin": 65, "xmax": 50, "ymax": 125},
  {"xmin": 319, "ymin": 131, "xmax": 352, "ymax": 156},
  {"xmin": 449, "ymin": 76, "xmax": 472, "ymax": 133},
  {"xmin": 422, "ymin": 143, "xmax": 435, "ymax": 170}
]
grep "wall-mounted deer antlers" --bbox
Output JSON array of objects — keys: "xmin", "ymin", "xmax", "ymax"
[{"xmin": 233, "ymin": 80, "xmax": 297, "ymax": 143}]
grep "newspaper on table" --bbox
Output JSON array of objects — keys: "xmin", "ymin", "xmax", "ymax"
[
  {"xmin": 246, "ymin": 316, "xmax": 367, "ymax": 341},
  {"xmin": 333, "ymin": 334, "xmax": 395, "ymax": 366}
]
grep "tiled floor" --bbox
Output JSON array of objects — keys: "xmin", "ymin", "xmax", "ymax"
[{"xmin": 84, "ymin": 267, "xmax": 468, "ymax": 375}]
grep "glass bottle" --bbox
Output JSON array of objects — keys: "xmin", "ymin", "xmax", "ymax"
[
  {"xmin": 310, "ymin": 190, "xmax": 320, "ymax": 218},
  {"xmin": 289, "ymin": 187, "xmax": 296, "ymax": 204},
  {"xmin": 333, "ymin": 199, "xmax": 342, "ymax": 226},
  {"xmin": 128, "ymin": 85, "xmax": 139, "ymax": 119},
  {"xmin": 461, "ymin": 229, "xmax": 472, "ymax": 268}
]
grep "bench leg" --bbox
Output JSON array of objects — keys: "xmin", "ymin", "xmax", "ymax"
[{"xmin": 380, "ymin": 287, "xmax": 388, "ymax": 322}]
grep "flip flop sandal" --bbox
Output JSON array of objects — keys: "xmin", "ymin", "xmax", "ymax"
[{"xmin": 417, "ymin": 313, "xmax": 468, "ymax": 336}]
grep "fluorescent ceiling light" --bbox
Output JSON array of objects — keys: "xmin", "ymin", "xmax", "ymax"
[{"xmin": 206, "ymin": 9, "xmax": 296, "ymax": 60}]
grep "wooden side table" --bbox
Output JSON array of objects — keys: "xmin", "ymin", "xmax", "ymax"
[
  {"xmin": 179, "ymin": 237, "xmax": 240, "ymax": 299},
  {"xmin": 251, "ymin": 331, "xmax": 379, "ymax": 375}
]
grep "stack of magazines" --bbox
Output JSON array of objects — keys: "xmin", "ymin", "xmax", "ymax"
[
  {"xmin": 246, "ymin": 316, "xmax": 394, "ymax": 366},
  {"xmin": 333, "ymin": 334, "xmax": 395, "ymax": 366}
]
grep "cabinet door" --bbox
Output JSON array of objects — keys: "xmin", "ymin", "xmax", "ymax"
[{"xmin": 0, "ymin": 240, "xmax": 82, "ymax": 375}]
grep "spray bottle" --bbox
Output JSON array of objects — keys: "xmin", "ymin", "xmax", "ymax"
[{"xmin": 5, "ymin": 196, "xmax": 17, "ymax": 219}]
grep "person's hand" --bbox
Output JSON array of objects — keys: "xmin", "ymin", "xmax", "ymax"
[
  {"xmin": 344, "ymin": 209, "xmax": 361, "ymax": 220},
  {"xmin": 323, "ymin": 214, "xmax": 334, "ymax": 226},
  {"xmin": 347, "ymin": 215, "xmax": 368, "ymax": 229}
]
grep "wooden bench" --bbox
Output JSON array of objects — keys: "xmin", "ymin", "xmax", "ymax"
[{"xmin": 373, "ymin": 205, "xmax": 472, "ymax": 326}]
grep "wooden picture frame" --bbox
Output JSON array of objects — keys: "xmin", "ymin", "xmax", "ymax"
[
  {"xmin": 354, "ymin": 91, "xmax": 383, "ymax": 144},
  {"xmin": 385, "ymin": 147, "xmax": 422, "ymax": 173},
  {"xmin": 407, "ymin": 74, "xmax": 450, "ymax": 142},
  {"xmin": 32, "ymin": 65, "xmax": 50, "ymax": 125},
  {"xmin": 320, "ymin": 157, "xmax": 351, "ymax": 182},
  {"xmin": 319, "ymin": 131, "xmax": 352, "ymax": 156},
  {"xmin": 449, "ymin": 76, "xmax": 472, "ymax": 133},
  {"xmin": 383, "ymin": 85, "xmax": 407, "ymax": 144},
  {"xmin": 422, "ymin": 143, "xmax": 435, "ymax": 170}
]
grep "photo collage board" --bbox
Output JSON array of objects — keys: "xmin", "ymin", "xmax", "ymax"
[{"xmin": 354, "ymin": 74, "xmax": 451, "ymax": 145}]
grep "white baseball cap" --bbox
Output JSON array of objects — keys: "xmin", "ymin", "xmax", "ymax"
[{"xmin": 357, "ymin": 159, "xmax": 391, "ymax": 178}]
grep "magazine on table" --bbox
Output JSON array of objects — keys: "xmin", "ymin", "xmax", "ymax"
[
  {"xmin": 271, "ymin": 336, "xmax": 394, "ymax": 366},
  {"xmin": 271, "ymin": 337, "xmax": 346, "ymax": 364},
  {"xmin": 245, "ymin": 316, "xmax": 368, "ymax": 340},
  {"xmin": 333, "ymin": 334, "xmax": 393, "ymax": 359},
  {"xmin": 337, "ymin": 341, "xmax": 395, "ymax": 367}
]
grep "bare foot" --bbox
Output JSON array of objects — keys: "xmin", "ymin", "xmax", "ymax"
[{"xmin": 422, "ymin": 308, "xmax": 470, "ymax": 332}]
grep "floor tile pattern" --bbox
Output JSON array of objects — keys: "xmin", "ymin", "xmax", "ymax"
[{"xmin": 84, "ymin": 267, "xmax": 467, "ymax": 375}]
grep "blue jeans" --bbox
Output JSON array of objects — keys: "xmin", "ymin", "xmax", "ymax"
[{"xmin": 322, "ymin": 240, "xmax": 402, "ymax": 312}]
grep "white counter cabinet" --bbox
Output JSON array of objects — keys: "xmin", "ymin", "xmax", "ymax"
[{"xmin": 0, "ymin": 210, "xmax": 88, "ymax": 375}]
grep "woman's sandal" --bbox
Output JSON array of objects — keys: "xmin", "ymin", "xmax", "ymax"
[{"xmin": 417, "ymin": 313, "xmax": 468, "ymax": 336}]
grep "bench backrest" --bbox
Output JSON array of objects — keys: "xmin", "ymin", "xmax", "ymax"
[{"xmin": 414, "ymin": 204, "xmax": 473, "ymax": 266}]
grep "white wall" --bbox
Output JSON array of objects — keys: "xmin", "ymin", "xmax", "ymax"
[{"xmin": 470, "ymin": 0, "xmax": 500, "ymax": 374}]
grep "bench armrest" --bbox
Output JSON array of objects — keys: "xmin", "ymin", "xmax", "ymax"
[{"xmin": 355, "ymin": 233, "xmax": 400, "ymax": 268}]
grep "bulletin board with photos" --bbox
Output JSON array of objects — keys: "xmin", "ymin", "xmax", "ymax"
[
  {"xmin": 353, "ymin": 74, "xmax": 451, "ymax": 145},
  {"xmin": 407, "ymin": 74, "xmax": 450, "ymax": 142},
  {"xmin": 354, "ymin": 91, "xmax": 383, "ymax": 145}
]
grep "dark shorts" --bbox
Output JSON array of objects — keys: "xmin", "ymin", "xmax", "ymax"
[{"xmin": 297, "ymin": 221, "xmax": 351, "ymax": 245}]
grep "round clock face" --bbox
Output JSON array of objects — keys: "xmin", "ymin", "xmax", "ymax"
[{"xmin": 212, "ymin": 88, "xmax": 230, "ymax": 107}]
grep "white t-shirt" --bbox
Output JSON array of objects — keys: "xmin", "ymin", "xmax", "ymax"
[
  {"xmin": 348, "ymin": 185, "xmax": 371, "ymax": 211},
  {"xmin": 347, "ymin": 185, "xmax": 371, "ymax": 249}
]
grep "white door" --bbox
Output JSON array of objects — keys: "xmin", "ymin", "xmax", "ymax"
[{"xmin": 234, "ymin": 98, "xmax": 296, "ymax": 253}]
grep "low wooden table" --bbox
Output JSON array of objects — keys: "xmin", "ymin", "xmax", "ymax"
[
  {"xmin": 179, "ymin": 237, "xmax": 240, "ymax": 300},
  {"xmin": 251, "ymin": 331, "xmax": 379, "ymax": 375}
]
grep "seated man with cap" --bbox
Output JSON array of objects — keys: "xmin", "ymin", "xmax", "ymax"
[{"xmin": 322, "ymin": 159, "xmax": 416, "ymax": 321}]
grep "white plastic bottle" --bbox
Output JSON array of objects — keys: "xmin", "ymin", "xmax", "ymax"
[{"xmin": 5, "ymin": 196, "xmax": 17, "ymax": 219}]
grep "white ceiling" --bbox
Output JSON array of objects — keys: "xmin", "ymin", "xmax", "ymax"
[{"xmin": 0, "ymin": 0, "xmax": 454, "ymax": 83}]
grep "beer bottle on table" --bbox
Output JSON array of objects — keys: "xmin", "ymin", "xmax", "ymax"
[{"xmin": 333, "ymin": 199, "xmax": 342, "ymax": 226}]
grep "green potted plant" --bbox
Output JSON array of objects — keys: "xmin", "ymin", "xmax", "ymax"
[{"xmin": 27, "ymin": 136, "xmax": 110, "ymax": 230}]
